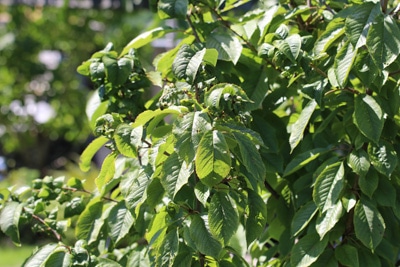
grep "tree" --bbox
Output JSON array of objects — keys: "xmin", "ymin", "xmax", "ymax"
[{"xmin": 1, "ymin": 0, "xmax": 400, "ymax": 266}]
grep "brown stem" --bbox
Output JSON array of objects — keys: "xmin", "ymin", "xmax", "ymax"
[
  {"xmin": 381, "ymin": 0, "xmax": 389, "ymax": 13},
  {"xmin": 264, "ymin": 180, "xmax": 280, "ymax": 199},
  {"xmin": 62, "ymin": 187, "xmax": 118, "ymax": 203},
  {"xmin": 32, "ymin": 214, "xmax": 62, "ymax": 241}
]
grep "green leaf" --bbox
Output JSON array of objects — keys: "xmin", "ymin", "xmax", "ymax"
[
  {"xmin": 330, "ymin": 40, "xmax": 357, "ymax": 88},
  {"xmin": 368, "ymin": 140, "xmax": 398, "ymax": 177},
  {"xmin": 314, "ymin": 18, "xmax": 345, "ymax": 55},
  {"xmin": 291, "ymin": 233, "xmax": 328, "ymax": 267},
  {"xmin": 347, "ymin": 149, "xmax": 370, "ymax": 177},
  {"xmin": 79, "ymin": 136, "xmax": 108, "ymax": 172},
  {"xmin": 195, "ymin": 130, "xmax": 231, "ymax": 187},
  {"xmin": 96, "ymin": 258, "xmax": 123, "ymax": 267},
  {"xmin": 121, "ymin": 166, "xmax": 152, "ymax": 210},
  {"xmin": 44, "ymin": 249, "xmax": 71, "ymax": 267},
  {"xmin": 147, "ymin": 209, "xmax": 169, "ymax": 250},
  {"xmin": 96, "ymin": 152, "xmax": 117, "ymax": 192},
  {"xmin": 194, "ymin": 182, "xmax": 210, "ymax": 207},
  {"xmin": 232, "ymin": 131, "xmax": 265, "ymax": 183},
  {"xmin": 275, "ymin": 34, "xmax": 301, "ymax": 63},
  {"xmin": 284, "ymin": 148, "xmax": 328, "ymax": 177},
  {"xmin": 313, "ymin": 162, "xmax": 345, "ymax": 213},
  {"xmin": 345, "ymin": 2, "xmax": 380, "ymax": 48},
  {"xmin": 173, "ymin": 111, "xmax": 212, "ymax": 163},
  {"xmin": 0, "ymin": 201, "xmax": 23, "ymax": 246},
  {"xmin": 209, "ymin": 192, "xmax": 239, "ymax": 245},
  {"xmin": 120, "ymin": 27, "xmax": 175, "ymax": 56},
  {"xmin": 359, "ymin": 169, "xmax": 379, "ymax": 198},
  {"xmin": 289, "ymin": 99, "xmax": 317, "ymax": 152},
  {"xmin": 172, "ymin": 45, "xmax": 206, "ymax": 83},
  {"xmin": 108, "ymin": 201, "xmax": 134, "ymax": 245},
  {"xmin": 316, "ymin": 201, "xmax": 343, "ymax": 239},
  {"xmin": 354, "ymin": 198, "xmax": 386, "ymax": 250},
  {"xmin": 157, "ymin": 228, "xmax": 179, "ymax": 267},
  {"xmin": 22, "ymin": 244, "xmax": 60, "ymax": 267},
  {"xmin": 373, "ymin": 176, "xmax": 396, "ymax": 207},
  {"xmin": 158, "ymin": 0, "xmax": 188, "ymax": 19},
  {"xmin": 75, "ymin": 198, "xmax": 104, "ymax": 244},
  {"xmin": 189, "ymin": 214, "xmax": 222, "ymax": 259},
  {"xmin": 206, "ymin": 31, "xmax": 243, "ymax": 65},
  {"xmin": 353, "ymin": 94, "xmax": 384, "ymax": 144},
  {"xmin": 127, "ymin": 247, "xmax": 151, "ymax": 267},
  {"xmin": 243, "ymin": 66, "xmax": 269, "ymax": 111},
  {"xmin": 160, "ymin": 152, "xmax": 194, "ymax": 198},
  {"xmin": 291, "ymin": 201, "xmax": 318, "ymax": 237},
  {"xmin": 366, "ymin": 14, "xmax": 400, "ymax": 69},
  {"xmin": 246, "ymin": 190, "xmax": 268, "ymax": 244},
  {"xmin": 114, "ymin": 124, "xmax": 141, "ymax": 158},
  {"xmin": 334, "ymin": 244, "xmax": 359, "ymax": 267}
]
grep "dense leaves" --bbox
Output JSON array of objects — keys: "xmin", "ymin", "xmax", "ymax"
[{"xmin": 1, "ymin": 0, "xmax": 400, "ymax": 266}]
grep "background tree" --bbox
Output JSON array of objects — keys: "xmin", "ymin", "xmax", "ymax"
[{"xmin": 1, "ymin": 0, "xmax": 400, "ymax": 266}]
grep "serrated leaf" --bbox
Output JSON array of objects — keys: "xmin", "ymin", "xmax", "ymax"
[
  {"xmin": 189, "ymin": 214, "xmax": 222, "ymax": 259},
  {"xmin": 96, "ymin": 258, "xmax": 123, "ymax": 267},
  {"xmin": 291, "ymin": 201, "xmax": 318, "ymax": 237},
  {"xmin": 120, "ymin": 27, "xmax": 175, "ymax": 56},
  {"xmin": 366, "ymin": 14, "xmax": 400, "ymax": 69},
  {"xmin": 316, "ymin": 201, "xmax": 343, "ymax": 239},
  {"xmin": 121, "ymin": 166, "xmax": 152, "ymax": 210},
  {"xmin": 195, "ymin": 130, "xmax": 231, "ymax": 187},
  {"xmin": 127, "ymin": 247, "xmax": 151, "ymax": 267},
  {"xmin": 359, "ymin": 169, "xmax": 379, "ymax": 198},
  {"xmin": 0, "ymin": 201, "xmax": 22, "ymax": 246},
  {"xmin": 345, "ymin": 2, "xmax": 380, "ymax": 48},
  {"xmin": 291, "ymin": 233, "xmax": 328, "ymax": 267},
  {"xmin": 289, "ymin": 99, "xmax": 317, "ymax": 152},
  {"xmin": 206, "ymin": 31, "xmax": 243, "ymax": 64},
  {"xmin": 96, "ymin": 153, "xmax": 117, "ymax": 192},
  {"xmin": 314, "ymin": 18, "xmax": 345, "ymax": 55},
  {"xmin": 232, "ymin": 131, "xmax": 265, "ymax": 183},
  {"xmin": 147, "ymin": 209, "xmax": 168, "ymax": 249},
  {"xmin": 172, "ymin": 45, "xmax": 206, "ymax": 83},
  {"xmin": 158, "ymin": 0, "xmax": 188, "ymax": 19},
  {"xmin": 44, "ymin": 249, "xmax": 71, "ymax": 267},
  {"xmin": 275, "ymin": 34, "xmax": 301, "ymax": 63},
  {"xmin": 353, "ymin": 94, "xmax": 384, "ymax": 144},
  {"xmin": 330, "ymin": 40, "xmax": 357, "ymax": 88},
  {"xmin": 368, "ymin": 140, "xmax": 398, "ymax": 177},
  {"xmin": 160, "ymin": 152, "xmax": 194, "ymax": 198},
  {"xmin": 209, "ymin": 192, "xmax": 239, "ymax": 245},
  {"xmin": 157, "ymin": 228, "xmax": 179, "ymax": 267},
  {"xmin": 108, "ymin": 201, "xmax": 134, "ymax": 244},
  {"xmin": 284, "ymin": 148, "xmax": 328, "ymax": 177},
  {"xmin": 313, "ymin": 162, "xmax": 345, "ymax": 213},
  {"xmin": 79, "ymin": 136, "xmax": 108, "ymax": 172},
  {"xmin": 354, "ymin": 198, "xmax": 386, "ymax": 250},
  {"xmin": 22, "ymin": 244, "xmax": 60, "ymax": 267},
  {"xmin": 114, "ymin": 124, "xmax": 140, "ymax": 158},
  {"xmin": 246, "ymin": 190, "xmax": 268, "ymax": 244},
  {"xmin": 194, "ymin": 182, "xmax": 210, "ymax": 207},
  {"xmin": 335, "ymin": 244, "xmax": 359, "ymax": 267},
  {"xmin": 347, "ymin": 149, "xmax": 370, "ymax": 177},
  {"xmin": 75, "ymin": 198, "xmax": 104, "ymax": 244}
]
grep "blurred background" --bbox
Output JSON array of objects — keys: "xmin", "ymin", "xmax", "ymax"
[{"xmin": 0, "ymin": 1, "xmax": 159, "ymax": 265}]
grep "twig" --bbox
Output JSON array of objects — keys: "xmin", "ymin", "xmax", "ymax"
[{"xmin": 32, "ymin": 214, "xmax": 62, "ymax": 241}]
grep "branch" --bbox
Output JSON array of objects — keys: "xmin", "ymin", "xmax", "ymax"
[
  {"xmin": 264, "ymin": 180, "xmax": 280, "ymax": 199},
  {"xmin": 32, "ymin": 214, "xmax": 62, "ymax": 241}
]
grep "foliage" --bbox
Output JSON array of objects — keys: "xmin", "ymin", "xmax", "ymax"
[
  {"xmin": 0, "ymin": 5, "xmax": 154, "ymax": 171},
  {"xmin": 1, "ymin": 0, "xmax": 400, "ymax": 266}
]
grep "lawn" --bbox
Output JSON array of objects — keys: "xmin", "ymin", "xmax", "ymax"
[{"xmin": 0, "ymin": 245, "xmax": 35, "ymax": 267}]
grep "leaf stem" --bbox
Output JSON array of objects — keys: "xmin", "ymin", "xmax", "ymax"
[{"xmin": 32, "ymin": 213, "xmax": 62, "ymax": 241}]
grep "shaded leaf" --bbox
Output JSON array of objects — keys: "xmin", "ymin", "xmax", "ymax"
[
  {"xmin": 209, "ymin": 192, "xmax": 239, "ymax": 245},
  {"xmin": 158, "ymin": 0, "xmax": 188, "ymax": 19},
  {"xmin": 108, "ymin": 201, "xmax": 134, "ymax": 245},
  {"xmin": 291, "ymin": 233, "xmax": 328, "ymax": 267},
  {"xmin": 359, "ymin": 169, "xmax": 379, "ymax": 198},
  {"xmin": 284, "ymin": 148, "xmax": 328, "ymax": 177},
  {"xmin": 172, "ymin": 45, "xmax": 206, "ymax": 83},
  {"xmin": 75, "ymin": 198, "xmax": 104, "ymax": 244},
  {"xmin": 335, "ymin": 244, "xmax": 359, "ymax": 267},
  {"xmin": 291, "ymin": 201, "xmax": 318, "ymax": 237},
  {"xmin": 246, "ymin": 190, "xmax": 268, "ymax": 244},
  {"xmin": 157, "ymin": 229, "xmax": 179, "ymax": 267},
  {"xmin": 121, "ymin": 166, "xmax": 152, "ymax": 210},
  {"xmin": 22, "ymin": 244, "xmax": 61, "ymax": 267},
  {"xmin": 353, "ymin": 94, "xmax": 384, "ymax": 144},
  {"xmin": 354, "ymin": 198, "xmax": 386, "ymax": 250}
]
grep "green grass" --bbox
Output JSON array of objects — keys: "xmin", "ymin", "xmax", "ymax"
[{"xmin": 0, "ymin": 245, "xmax": 35, "ymax": 267}]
